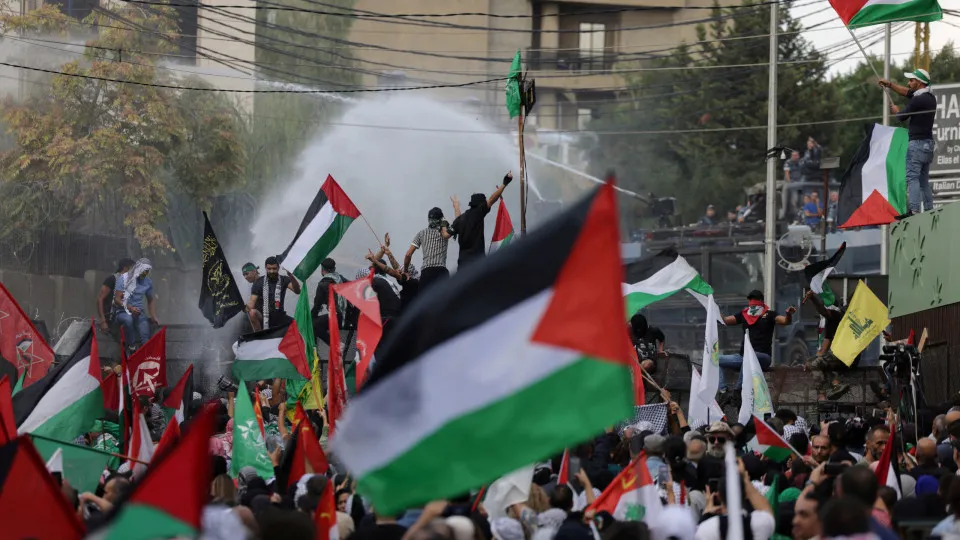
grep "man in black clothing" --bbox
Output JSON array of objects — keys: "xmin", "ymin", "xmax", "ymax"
[
  {"xmin": 247, "ymin": 256, "xmax": 301, "ymax": 331},
  {"xmin": 880, "ymin": 68, "xmax": 938, "ymax": 214},
  {"xmin": 718, "ymin": 290, "xmax": 796, "ymax": 397},
  {"xmin": 370, "ymin": 259, "xmax": 402, "ymax": 347},
  {"xmin": 449, "ymin": 171, "xmax": 512, "ymax": 268},
  {"xmin": 311, "ymin": 258, "xmax": 347, "ymax": 345},
  {"xmin": 97, "ymin": 258, "xmax": 134, "ymax": 333},
  {"xmin": 629, "ymin": 313, "xmax": 666, "ymax": 373},
  {"xmin": 802, "ymin": 289, "xmax": 850, "ymax": 400}
]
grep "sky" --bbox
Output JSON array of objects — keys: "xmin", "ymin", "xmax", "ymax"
[{"xmin": 791, "ymin": 0, "xmax": 959, "ymax": 78}]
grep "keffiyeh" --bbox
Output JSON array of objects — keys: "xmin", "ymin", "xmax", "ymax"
[{"xmin": 122, "ymin": 258, "xmax": 152, "ymax": 313}]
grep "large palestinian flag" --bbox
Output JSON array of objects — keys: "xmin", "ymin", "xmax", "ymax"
[
  {"xmin": 837, "ymin": 124, "xmax": 909, "ymax": 228},
  {"xmin": 332, "ymin": 182, "xmax": 635, "ymax": 514},
  {"xmin": 280, "ymin": 175, "xmax": 361, "ymax": 281},
  {"xmin": 489, "ymin": 199, "xmax": 515, "ymax": 253},
  {"xmin": 232, "ymin": 320, "xmax": 311, "ymax": 382},
  {"xmin": 622, "ymin": 250, "xmax": 713, "ymax": 318},
  {"xmin": 14, "ymin": 323, "xmax": 102, "ymax": 441},
  {"xmin": 829, "ymin": 0, "xmax": 942, "ymax": 27}
]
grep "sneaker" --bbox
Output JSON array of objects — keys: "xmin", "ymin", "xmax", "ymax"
[{"xmin": 826, "ymin": 382, "xmax": 850, "ymax": 400}]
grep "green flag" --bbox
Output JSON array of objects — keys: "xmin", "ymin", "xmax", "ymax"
[
  {"xmin": 32, "ymin": 435, "xmax": 112, "ymax": 493},
  {"xmin": 11, "ymin": 369, "xmax": 25, "ymax": 396},
  {"xmin": 505, "ymin": 50, "xmax": 522, "ymax": 119},
  {"xmin": 286, "ymin": 283, "xmax": 323, "ymax": 413},
  {"xmin": 231, "ymin": 381, "xmax": 274, "ymax": 479}
]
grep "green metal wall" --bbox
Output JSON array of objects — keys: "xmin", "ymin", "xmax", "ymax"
[{"xmin": 889, "ymin": 205, "xmax": 960, "ymax": 318}]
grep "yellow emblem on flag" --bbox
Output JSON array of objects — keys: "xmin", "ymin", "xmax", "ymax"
[{"xmin": 830, "ymin": 280, "xmax": 889, "ymax": 366}]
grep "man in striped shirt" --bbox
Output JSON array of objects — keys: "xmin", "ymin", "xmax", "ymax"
[{"xmin": 405, "ymin": 206, "xmax": 452, "ymax": 291}]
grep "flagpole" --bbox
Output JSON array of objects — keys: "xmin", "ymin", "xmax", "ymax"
[
  {"xmin": 30, "ymin": 433, "xmax": 151, "ymax": 466},
  {"xmin": 880, "ymin": 23, "xmax": 891, "ymax": 275},
  {"xmin": 518, "ymin": 110, "xmax": 527, "ymax": 236}
]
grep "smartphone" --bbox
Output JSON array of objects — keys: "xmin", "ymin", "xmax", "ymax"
[
  {"xmin": 708, "ymin": 478, "xmax": 720, "ymax": 493},
  {"xmin": 568, "ymin": 457, "xmax": 582, "ymax": 478},
  {"xmin": 658, "ymin": 465, "xmax": 670, "ymax": 484},
  {"xmin": 824, "ymin": 462, "xmax": 849, "ymax": 476}
]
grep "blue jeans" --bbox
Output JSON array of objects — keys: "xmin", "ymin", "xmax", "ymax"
[
  {"xmin": 115, "ymin": 311, "xmax": 151, "ymax": 346},
  {"xmin": 718, "ymin": 352, "xmax": 772, "ymax": 390},
  {"xmin": 906, "ymin": 139, "xmax": 935, "ymax": 213}
]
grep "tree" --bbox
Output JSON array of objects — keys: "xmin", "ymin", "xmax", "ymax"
[
  {"xmin": 585, "ymin": 1, "xmax": 844, "ymax": 230},
  {"xmin": 0, "ymin": 3, "xmax": 246, "ymax": 249}
]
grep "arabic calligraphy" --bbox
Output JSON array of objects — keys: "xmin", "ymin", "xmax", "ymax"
[{"xmin": 202, "ymin": 233, "xmax": 241, "ymax": 318}]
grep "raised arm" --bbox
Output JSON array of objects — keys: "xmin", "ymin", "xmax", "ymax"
[
  {"xmin": 286, "ymin": 271, "xmax": 301, "ymax": 294},
  {"xmin": 878, "ymin": 79, "xmax": 910, "ymax": 97},
  {"xmin": 803, "ymin": 290, "xmax": 830, "ymax": 318},
  {"xmin": 404, "ymin": 244, "xmax": 417, "ymax": 270},
  {"xmin": 487, "ymin": 172, "xmax": 513, "ymax": 208},
  {"xmin": 775, "ymin": 306, "xmax": 796, "ymax": 325},
  {"xmin": 722, "ymin": 315, "xmax": 738, "ymax": 326},
  {"xmin": 451, "ymin": 195, "xmax": 462, "ymax": 218}
]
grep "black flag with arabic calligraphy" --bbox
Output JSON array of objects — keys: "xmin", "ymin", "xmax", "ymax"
[{"xmin": 199, "ymin": 212, "xmax": 245, "ymax": 328}]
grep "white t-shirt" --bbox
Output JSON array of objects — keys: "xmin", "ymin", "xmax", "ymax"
[{"xmin": 695, "ymin": 511, "xmax": 776, "ymax": 540}]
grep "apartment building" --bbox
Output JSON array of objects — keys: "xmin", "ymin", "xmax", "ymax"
[{"xmin": 348, "ymin": 0, "xmax": 730, "ymax": 131}]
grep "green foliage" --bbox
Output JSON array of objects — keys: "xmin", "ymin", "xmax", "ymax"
[
  {"xmin": 248, "ymin": 0, "xmax": 359, "ymax": 197},
  {"xmin": 0, "ymin": 4, "xmax": 246, "ymax": 249},
  {"xmin": 586, "ymin": 1, "xmax": 844, "ymax": 229}
]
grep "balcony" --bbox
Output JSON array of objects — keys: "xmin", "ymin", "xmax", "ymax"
[{"xmin": 525, "ymin": 48, "xmax": 624, "ymax": 91}]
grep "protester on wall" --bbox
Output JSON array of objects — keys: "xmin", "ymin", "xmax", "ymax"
[
  {"xmin": 247, "ymin": 256, "xmax": 300, "ymax": 332},
  {"xmin": 449, "ymin": 172, "xmax": 512, "ymax": 269},
  {"xmin": 98, "ymin": 257, "xmax": 134, "ymax": 333},
  {"xmin": 113, "ymin": 257, "xmax": 158, "ymax": 352}
]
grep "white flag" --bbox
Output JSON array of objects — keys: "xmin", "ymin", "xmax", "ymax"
[
  {"xmin": 738, "ymin": 332, "xmax": 773, "ymax": 425},
  {"xmin": 724, "ymin": 443, "xmax": 744, "ymax": 540},
  {"xmin": 688, "ymin": 367, "xmax": 725, "ymax": 428},
  {"xmin": 694, "ymin": 294, "xmax": 722, "ymax": 405}
]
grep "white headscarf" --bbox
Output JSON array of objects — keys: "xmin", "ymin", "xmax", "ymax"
[{"xmin": 122, "ymin": 258, "xmax": 152, "ymax": 313}]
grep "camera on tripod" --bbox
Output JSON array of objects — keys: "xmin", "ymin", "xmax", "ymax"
[{"xmin": 879, "ymin": 343, "xmax": 920, "ymax": 382}]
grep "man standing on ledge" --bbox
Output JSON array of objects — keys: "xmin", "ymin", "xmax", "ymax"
[
  {"xmin": 449, "ymin": 171, "xmax": 512, "ymax": 269},
  {"xmin": 247, "ymin": 256, "xmax": 300, "ymax": 331},
  {"xmin": 879, "ymin": 68, "xmax": 937, "ymax": 214},
  {"xmin": 717, "ymin": 290, "xmax": 796, "ymax": 406}
]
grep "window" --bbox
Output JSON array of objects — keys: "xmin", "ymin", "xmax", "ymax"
[
  {"xmin": 578, "ymin": 23, "xmax": 605, "ymax": 56},
  {"xmin": 578, "ymin": 108, "xmax": 592, "ymax": 131}
]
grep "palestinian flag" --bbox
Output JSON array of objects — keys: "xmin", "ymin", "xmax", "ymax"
[
  {"xmin": 489, "ymin": 199, "xmax": 515, "ymax": 253},
  {"xmin": 162, "ymin": 364, "xmax": 193, "ymax": 425},
  {"xmin": 622, "ymin": 250, "xmax": 713, "ymax": 319},
  {"xmin": 153, "ymin": 416, "xmax": 181, "ymax": 461},
  {"xmin": 0, "ymin": 436, "xmax": 85, "ymax": 539},
  {"xmin": 95, "ymin": 407, "xmax": 217, "ymax": 540},
  {"xmin": 332, "ymin": 277, "xmax": 382, "ymax": 391},
  {"xmin": 838, "ymin": 124, "xmax": 909, "ymax": 228},
  {"xmin": 280, "ymin": 174, "xmax": 361, "ymax": 281},
  {"xmin": 829, "ymin": 0, "xmax": 942, "ymax": 27},
  {"xmin": 748, "ymin": 415, "xmax": 796, "ymax": 462},
  {"xmin": 125, "ymin": 398, "xmax": 154, "ymax": 478},
  {"xmin": 14, "ymin": 323, "xmax": 103, "ymax": 440},
  {"xmin": 331, "ymin": 182, "xmax": 635, "ymax": 514},
  {"xmin": 32, "ymin": 435, "xmax": 112, "ymax": 493},
  {"xmin": 586, "ymin": 454, "xmax": 663, "ymax": 523},
  {"xmin": 804, "ymin": 243, "xmax": 846, "ymax": 345},
  {"xmin": 11, "ymin": 370, "xmax": 25, "ymax": 396},
  {"xmin": 232, "ymin": 321, "xmax": 311, "ymax": 382},
  {"xmin": 557, "ymin": 449, "xmax": 570, "ymax": 485},
  {"xmin": 804, "ymin": 243, "xmax": 846, "ymax": 308},
  {"xmin": 315, "ymin": 478, "xmax": 340, "ymax": 540},
  {"xmin": 277, "ymin": 419, "xmax": 329, "ymax": 491}
]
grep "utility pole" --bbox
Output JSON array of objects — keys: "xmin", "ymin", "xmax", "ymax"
[
  {"xmin": 763, "ymin": 1, "xmax": 778, "ymax": 314},
  {"xmin": 881, "ymin": 23, "xmax": 891, "ymax": 275}
]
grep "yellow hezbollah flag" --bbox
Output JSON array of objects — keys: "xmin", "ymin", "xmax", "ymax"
[{"xmin": 831, "ymin": 280, "xmax": 889, "ymax": 366}]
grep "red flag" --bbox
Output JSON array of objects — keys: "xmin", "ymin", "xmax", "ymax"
[
  {"xmin": 294, "ymin": 402, "xmax": 308, "ymax": 427},
  {"xmin": 102, "ymin": 370, "xmax": 119, "ymax": 411},
  {"xmin": 314, "ymin": 477, "xmax": 339, "ymax": 540},
  {"xmin": 0, "ymin": 436, "xmax": 85, "ymax": 539},
  {"xmin": 557, "ymin": 449, "xmax": 570, "ymax": 485},
  {"xmin": 0, "ymin": 283, "xmax": 55, "ymax": 388},
  {"xmin": 628, "ymin": 345, "xmax": 646, "ymax": 406},
  {"xmin": 875, "ymin": 421, "xmax": 896, "ymax": 488},
  {"xmin": 907, "ymin": 329, "xmax": 916, "ymax": 346},
  {"xmin": 126, "ymin": 327, "xmax": 167, "ymax": 398},
  {"xmin": 332, "ymin": 277, "xmax": 382, "ymax": 391},
  {"xmin": 107, "ymin": 406, "xmax": 217, "ymax": 538},
  {"xmin": 327, "ymin": 288, "xmax": 347, "ymax": 436},
  {"xmin": 278, "ymin": 417, "xmax": 330, "ymax": 490},
  {"xmin": 253, "ymin": 393, "xmax": 267, "ymax": 439},
  {"xmin": 127, "ymin": 396, "xmax": 155, "ymax": 478},
  {"xmin": 0, "ymin": 376, "xmax": 15, "ymax": 443},
  {"xmin": 154, "ymin": 415, "xmax": 181, "ymax": 461},
  {"xmin": 162, "ymin": 364, "xmax": 194, "ymax": 425}
]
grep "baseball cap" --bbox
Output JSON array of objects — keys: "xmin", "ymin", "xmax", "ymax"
[
  {"xmin": 241, "ymin": 262, "xmax": 258, "ymax": 273},
  {"xmin": 904, "ymin": 68, "xmax": 931, "ymax": 85}
]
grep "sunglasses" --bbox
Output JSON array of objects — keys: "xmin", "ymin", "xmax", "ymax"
[{"xmin": 708, "ymin": 436, "xmax": 728, "ymax": 444}]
